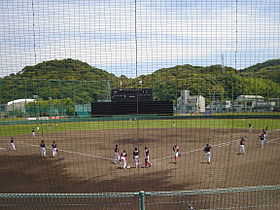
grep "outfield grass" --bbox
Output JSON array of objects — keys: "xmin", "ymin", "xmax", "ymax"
[{"xmin": 0, "ymin": 118, "xmax": 279, "ymax": 137}]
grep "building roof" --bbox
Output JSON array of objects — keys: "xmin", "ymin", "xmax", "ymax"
[
  {"xmin": 237, "ymin": 95, "xmax": 264, "ymax": 99},
  {"xmin": 7, "ymin": 99, "xmax": 36, "ymax": 106},
  {"xmin": 236, "ymin": 95, "xmax": 264, "ymax": 101}
]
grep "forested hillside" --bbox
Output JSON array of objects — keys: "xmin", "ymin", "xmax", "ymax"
[
  {"xmin": 139, "ymin": 64, "xmax": 280, "ymax": 102},
  {"xmin": 0, "ymin": 59, "xmax": 119, "ymax": 104},
  {"xmin": 241, "ymin": 59, "xmax": 280, "ymax": 84},
  {"xmin": 0, "ymin": 58, "xmax": 280, "ymax": 106}
]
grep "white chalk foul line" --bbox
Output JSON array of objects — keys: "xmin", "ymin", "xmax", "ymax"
[
  {"xmin": 17, "ymin": 141, "xmax": 112, "ymax": 161},
  {"xmin": 266, "ymin": 138, "xmax": 280, "ymax": 143},
  {"xmin": 154, "ymin": 136, "xmax": 280, "ymax": 162},
  {"xmin": 269, "ymin": 142, "xmax": 280, "ymax": 144},
  {"xmin": 154, "ymin": 139, "xmax": 240, "ymax": 161},
  {"xmin": 9, "ymin": 129, "xmax": 280, "ymax": 162},
  {"xmin": 58, "ymin": 148, "xmax": 112, "ymax": 161}
]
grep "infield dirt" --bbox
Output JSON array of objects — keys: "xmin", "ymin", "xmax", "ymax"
[{"xmin": 0, "ymin": 127, "xmax": 279, "ymax": 209}]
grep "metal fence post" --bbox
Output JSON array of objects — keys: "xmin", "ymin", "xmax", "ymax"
[{"xmin": 139, "ymin": 191, "xmax": 145, "ymax": 210}]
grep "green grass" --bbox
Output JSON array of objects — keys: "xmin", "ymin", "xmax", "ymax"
[{"xmin": 0, "ymin": 118, "xmax": 279, "ymax": 137}]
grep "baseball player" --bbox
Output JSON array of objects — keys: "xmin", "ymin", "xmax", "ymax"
[
  {"xmin": 248, "ymin": 123, "xmax": 253, "ymax": 132},
  {"xmin": 113, "ymin": 144, "xmax": 120, "ymax": 164},
  {"xmin": 144, "ymin": 146, "xmax": 152, "ymax": 167},
  {"xmin": 174, "ymin": 148, "xmax": 181, "ymax": 164},
  {"xmin": 40, "ymin": 140, "xmax": 47, "ymax": 157},
  {"xmin": 239, "ymin": 138, "xmax": 246, "ymax": 155},
  {"xmin": 32, "ymin": 128, "xmax": 36, "ymax": 138},
  {"xmin": 187, "ymin": 204, "xmax": 195, "ymax": 210},
  {"xmin": 10, "ymin": 137, "xmax": 16, "ymax": 151},
  {"xmin": 133, "ymin": 147, "xmax": 141, "ymax": 168},
  {"xmin": 172, "ymin": 144, "xmax": 179, "ymax": 163},
  {"xmin": 258, "ymin": 134, "xmax": 265, "ymax": 148},
  {"xmin": 120, "ymin": 150, "xmax": 128, "ymax": 169},
  {"xmin": 204, "ymin": 144, "xmax": 212, "ymax": 164},
  {"xmin": 262, "ymin": 128, "xmax": 268, "ymax": 140},
  {"xmin": 51, "ymin": 141, "xmax": 58, "ymax": 157}
]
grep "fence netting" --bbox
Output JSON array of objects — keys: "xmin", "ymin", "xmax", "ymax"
[
  {"xmin": 0, "ymin": 186, "xmax": 279, "ymax": 209},
  {"xmin": 1, "ymin": 0, "xmax": 280, "ymax": 209}
]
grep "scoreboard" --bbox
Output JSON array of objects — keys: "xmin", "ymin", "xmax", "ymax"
[
  {"xmin": 92, "ymin": 101, "xmax": 173, "ymax": 115},
  {"xmin": 111, "ymin": 88, "xmax": 153, "ymax": 102},
  {"xmin": 91, "ymin": 88, "xmax": 173, "ymax": 116}
]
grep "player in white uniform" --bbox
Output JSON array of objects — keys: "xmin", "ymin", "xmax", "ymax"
[
  {"xmin": 174, "ymin": 148, "xmax": 181, "ymax": 163},
  {"xmin": 172, "ymin": 144, "xmax": 180, "ymax": 163},
  {"xmin": 144, "ymin": 147, "xmax": 152, "ymax": 167},
  {"xmin": 120, "ymin": 150, "xmax": 128, "ymax": 169},
  {"xmin": 51, "ymin": 141, "xmax": 58, "ymax": 157},
  {"xmin": 258, "ymin": 134, "xmax": 265, "ymax": 148},
  {"xmin": 32, "ymin": 128, "xmax": 36, "ymax": 138},
  {"xmin": 133, "ymin": 147, "xmax": 141, "ymax": 168},
  {"xmin": 239, "ymin": 138, "xmax": 245, "ymax": 154},
  {"xmin": 204, "ymin": 144, "xmax": 211, "ymax": 164},
  {"xmin": 113, "ymin": 144, "xmax": 120, "ymax": 164},
  {"xmin": 10, "ymin": 137, "xmax": 16, "ymax": 151},
  {"xmin": 262, "ymin": 128, "xmax": 268, "ymax": 140},
  {"xmin": 40, "ymin": 140, "xmax": 47, "ymax": 157},
  {"xmin": 248, "ymin": 123, "xmax": 253, "ymax": 132}
]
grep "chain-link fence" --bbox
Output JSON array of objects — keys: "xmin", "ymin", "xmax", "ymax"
[{"xmin": 1, "ymin": 185, "xmax": 280, "ymax": 210}]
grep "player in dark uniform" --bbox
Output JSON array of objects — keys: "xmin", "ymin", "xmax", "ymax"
[
  {"xmin": 204, "ymin": 144, "xmax": 211, "ymax": 164},
  {"xmin": 133, "ymin": 147, "xmax": 141, "ymax": 168},
  {"xmin": 113, "ymin": 144, "xmax": 120, "ymax": 164},
  {"xmin": 51, "ymin": 141, "xmax": 58, "ymax": 157},
  {"xmin": 40, "ymin": 140, "xmax": 46, "ymax": 157},
  {"xmin": 239, "ymin": 138, "xmax": 245, "ymax": 154},
  {"xmin": 144, "ymin": 147, "xmax": 152, "ymax": 167},
  {"xmin": 120, "ymin": 150, "xmax": 128, "ymax": 169},
  {"xmin": 172, "ymin": 144, "xmax": 179, "ymax": 163},
  {"xmin": 262, "ymin": 128, "xmax": 268, "ymax": 140},
  {"xmin": 10, "ymin": 137, "xmax": 16, "ymax": 151},
  {"xmin": 172, "ymin": 144, "xmax": 178, "ymax": 153},
  {"xmin": 258, "ymin": 134, "xmax": 265, "ymax": 148},
  {"xmin": 174, "ymin": 148, "xmax": 181, "ymax": 164}
]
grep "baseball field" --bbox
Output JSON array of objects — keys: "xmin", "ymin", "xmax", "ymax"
[{"xmin": 0, "ymin": 117, "xmax": 280, "ymax": 209}]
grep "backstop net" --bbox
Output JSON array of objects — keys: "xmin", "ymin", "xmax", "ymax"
[{"xmin": 0, "ymin": 0, "xmax": 280, "ymax": 209}]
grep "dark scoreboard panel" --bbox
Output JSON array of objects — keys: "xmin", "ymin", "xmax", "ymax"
[
  {"xmin": 92, "ymin": 101, "xmax": 173, "ymax": 116},
  {"xmin": 111, "ymin": 88, "xmax": 153, "ymax": 102}
]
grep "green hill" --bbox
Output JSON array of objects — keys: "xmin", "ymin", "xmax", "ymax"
[
  {"xmin": 1, "ymin": 58, "xmax": 280, "ymax": 106},
  {"xmin": 241, "ymin": 59, "xmax": 280, "ymax": 84},
  {"xmin": 17, "ymin": 58, "xmax": 117, "ymax": 81},
  {"xmin": 241, "ymin": 59, "xmax": 280, "ymax": 72},
  {"xmin": 0, "ymin": 59, "xmax": 119, "ymax": 104},
  {"xmin": 138, "ymin": 63, "xmax": 280, "ymax": 102}
]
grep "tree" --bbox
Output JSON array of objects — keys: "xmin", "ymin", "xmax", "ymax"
[{"xmin": 25, "ymin": 98, "xmax": 75, "ymax": 117}]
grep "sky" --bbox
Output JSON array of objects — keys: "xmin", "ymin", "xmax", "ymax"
[{"xmin": 0, "ymin": 0, "xmax": 279, "ymax": 78}]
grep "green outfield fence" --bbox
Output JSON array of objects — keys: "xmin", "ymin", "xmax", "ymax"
[
  {"xmin": 0, "ymin": 114, "xmax": 280, "ymax": 126},
  {"xmin": 1, "ymin": 185, "xmax": 280, "ymax": 210},
  {"xmin": 1, "ymin": 0, "xmax": 280, "ymax": 209}
]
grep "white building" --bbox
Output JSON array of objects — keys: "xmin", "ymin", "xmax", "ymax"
[
  {"xmin": 270, "ymin": 98, "xmax": 280, "ymax": 111},
  {"xmin": 236, "ymin": 95, "xmax": 264, "ymax": 102},
  {"xmin": 207, "ymin": 100, "xmax": 232, "ymax": 113},
  {"xmin": 233, "ymin": 95, "xmax": 263, "ymax": 112},
  {"xmin": 177, "ymin": 90, "xmax": 205, "ymax": 113},
  {"xmin": 6, "ymin": 99, "xmax": 36, "ymax": 112},
  {"xmin": 233, "ymin": 95, "xmax": 275, "ymax": 112}
]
